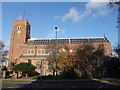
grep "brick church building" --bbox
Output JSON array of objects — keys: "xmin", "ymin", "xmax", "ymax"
[{"xmin": 8, "ymin": 20, "xmax": 112, "ymax": 76}]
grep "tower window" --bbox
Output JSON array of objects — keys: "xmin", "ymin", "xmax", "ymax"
[{"xmin": 17, "ymin": 26, "xmax": 22, "ymax": 30}]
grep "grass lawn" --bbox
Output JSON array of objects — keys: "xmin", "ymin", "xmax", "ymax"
[
  {"xmin": 107, "ymin": 79, "xmax": 120, "ymax": 83},
  {"xmin": 2, "ymin": 78, "xmax": 120, "ymax": 84},
  {"xmin": 2, "ymin": 79, "xmax": 95, "ymax": 84},
  {"xmin": 94, "ymin": 79, "xmax": 120, "ymax": 83},
  {"xmin": 2, "ymin": 80, "xmax": 33, "ymax": 83}
]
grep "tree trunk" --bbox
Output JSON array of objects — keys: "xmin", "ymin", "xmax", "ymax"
[
  {"xmin": 2, "ymin": 71, "xmax": 6, "ymax": 79},
  {"xmin": 25, "ymin": 73, "xmax": 28, "ymax": 78},
  {"xmin": 53, "ymin": 69, "xmax": 55, "ymax": 77}
]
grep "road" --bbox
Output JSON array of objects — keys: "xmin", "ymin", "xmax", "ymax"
[{"xmin": 2, "ymin": 80, "xmax": 120, "ymax": 90}]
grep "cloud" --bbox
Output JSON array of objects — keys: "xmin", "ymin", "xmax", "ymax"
[
  {"xmin": 62, "ymin": 7, "xmax": 91, "ymax": 22},
  {"xmin": 92, "ymin": 9, "xmax": 110, "ymax": 18},
  {"xmin": 61, "ymin": 1, "xmax": 110, "ymax": 22},
  {"xmin": 47, "ymin": 28, "xmax": 65, "ymax": 38},
  {"xmin": 86, "ymin": 1, "xmax": 106, "ymax": 9}
]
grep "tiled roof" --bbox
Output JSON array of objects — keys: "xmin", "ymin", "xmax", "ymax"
[{"xmin": 27, "ymin": 37, "xmax": 110, "ymax": 45}]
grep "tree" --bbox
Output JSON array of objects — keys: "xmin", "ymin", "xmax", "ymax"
[
  {"xmin": 59, "ymin": 47, "xmax": 78, "ymax": 71},
  {"xmin": 0, "ymin": 41, "xmax": 8, "ymax": 66},
  {"xmin": 76, "ymin": 44, "xmax": 94, "ymax": 77},
  {"xmin": 108, "ymin": 0, "xmax": 120, "ymax": 58},
  {"xmin": 91, "ymin": 45, "xmax": 106, "ymax": 78},
  {"xmin": 12, "ymin": 63, "xmax": 36, "ymax": 78},
  {"xmin": 114, "ymin": 45, "xmax": 120, "ymax": 58},
  {"xmin": 76, "ymin": 44, "xmax": 106, "ymax": 78},
  {"xmin": 45, "ymin": 44, "xmax": 63, "ymax": 77},
  {"xmin": 106, "ymin": 57, "xmax": 120, "ymax": 78},
  {"xmin": 0, "ymin": 41, "xmax": 4, "ymax": 66}
]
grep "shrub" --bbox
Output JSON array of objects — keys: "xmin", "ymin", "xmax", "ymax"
[
  {"xmin": 12, "ymin": 63, "xmax": 36, "ymax": 78},
  {"xmin": 5, "ymin": 76, "xmax": 12, "ymax": 78},
  {"xmin": 60, "ymin": 69, "xmax": 79, "ymax": 79},
  {"xmin": 41, "ymin": 75, "xmax": 54, "ymax": 79},
  {"xmin": 92, "ymin": 74, "xmax": 103, "ymax": 79},
  {"xmin": 79, "ymin": 75, "xmax": 91, "ymax": 79}
]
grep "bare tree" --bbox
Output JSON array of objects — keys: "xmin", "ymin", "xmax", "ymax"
[
  {"xmin": 0, "ymin": 41, "xmax": 9, "ymax": 66},
  {"xmin": 59, "ymin": 46, "xmax": 78, "ymax": 71},
  {"xmin": 76, "ymin": 44, "xmax": 106, "ymax": 78},
  {"xmin": 114, "ymin": 45, "xmax": 120, "ymax": 57},
  {"xmin": 76, "ymin": 44, "xmax": 94, "ymax": 77},
  {"xmin": 108, "ymin": 0, "xmax": 120, "ymax": 58},
  {"xmin": 45, "ymin": 44, "xmax": 63, "ymax": 76}
]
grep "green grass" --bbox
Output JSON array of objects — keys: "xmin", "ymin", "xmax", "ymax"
[
  {"xmin": 99, "ymin": 80, "xmax": 109, "ymax": 83},
  {"xmin": 2, "ymin": 80, "xmax": 32, "ymax": 83},
  {"xmin": 30, "ymin": 75, "xmax": 40, "ymax": 79},
  {"xmin": 107, "ymin": 79, "xmax": 120, "ymax": 83},
  {"xmin": 94, "ymin": 79, "xmax": 120, "ymax": 83}
]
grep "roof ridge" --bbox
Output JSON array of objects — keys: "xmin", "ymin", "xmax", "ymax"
[
  {"xmin": 27, "ymin": 37, "xmax": 110, "ymax": 45},
  {"xmin": 28, "ymin": 37, "xmax": 105, "ymax": 40}
]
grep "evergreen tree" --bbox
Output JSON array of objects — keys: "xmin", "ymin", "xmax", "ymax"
[{"xmin": 12, "ymin": 63, "xmax": 36, "ymax": 77}]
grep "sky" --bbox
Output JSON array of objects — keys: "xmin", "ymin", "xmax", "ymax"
[{"xmin": 2, "ymin": 2, "xmax": 118, "ymax": 54}]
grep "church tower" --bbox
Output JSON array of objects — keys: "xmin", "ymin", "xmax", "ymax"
[{"xmin": 8, "ymin": 20, "xmax": 31, "ymax": 70}]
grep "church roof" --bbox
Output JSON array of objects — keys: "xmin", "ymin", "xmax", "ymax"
[{"xmin": 27, "ymin": 37, "xmax": 110, "ymax": 45}]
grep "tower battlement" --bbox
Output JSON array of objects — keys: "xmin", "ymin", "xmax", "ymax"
[{"xmin": 14, "ymin": 20, "xmax": 31, "ymax": 26}]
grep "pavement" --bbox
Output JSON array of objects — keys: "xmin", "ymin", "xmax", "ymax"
[{"xmin": 1, "ymin": 79, "xmax": 120, "ymax": 90}]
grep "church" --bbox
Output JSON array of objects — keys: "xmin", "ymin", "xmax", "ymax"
[{"xmin": 8, "ymin": 20, "xmax": 112, "ymax": 76}]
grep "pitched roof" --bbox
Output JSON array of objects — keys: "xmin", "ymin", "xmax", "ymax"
[{"xmin": 27, "ymin": 37, "xmax": 110, "ymax": 45}]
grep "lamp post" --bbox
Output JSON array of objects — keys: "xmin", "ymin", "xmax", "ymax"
[{"xmin": 55, "ymin": 26, "xmax": 58, "ymax": 81}]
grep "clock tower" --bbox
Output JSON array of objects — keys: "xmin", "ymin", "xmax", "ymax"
[{"xmin": 8, "ymin": 20, "xmax": 31, "ymax": 70}]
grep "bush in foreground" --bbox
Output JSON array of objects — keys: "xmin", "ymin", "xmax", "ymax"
[
  {"xmin": 59, "ymin": 69, "xmax": 79, "ymax": 79},
  {"xmin": 12, "ymin": 63, "xmax": 36, "ymax": 78}
]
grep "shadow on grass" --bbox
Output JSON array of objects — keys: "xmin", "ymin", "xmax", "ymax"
[{"xmin": 2, "ymin": 78, "xmax": 120, "ymax": 90}]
